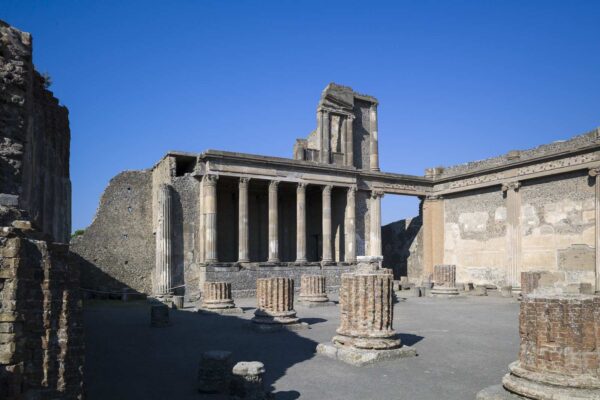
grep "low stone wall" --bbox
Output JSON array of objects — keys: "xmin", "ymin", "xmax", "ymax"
[{"xmin": 200, "ymin": 263, "xmax": 355, "ymax": 298}]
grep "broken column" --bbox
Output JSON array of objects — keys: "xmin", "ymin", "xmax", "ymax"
[
  {"xmin": 198, "ymin": 282, "xmax": 242, "ymax": 314},
  {"xmin": 431, "ymin": 264, "xmax": 459, "ymax": 297},
  {"xmin": 252, "ymin": 278, "xmax": 301, "ymax": 330},
  {"xmin": 154, "ymin": 184, "xmax": 172, "ymax": 298},
  {"xmin": 317, "ymin": 259, "xmax": 416, "ymax": 366},
  {"xmin": 298, "ymin": 275, "xmax": 332, "ymax": 307},
  {"xmin": 476, "ymin": 294, "xmax": 600, "ymax": 399},
  {"xmin": 230, "ymin": 361, "xmax": 271, "ymax": 400}
]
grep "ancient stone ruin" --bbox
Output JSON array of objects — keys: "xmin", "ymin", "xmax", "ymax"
[
  {"xmin": 477, "ymin": 293, "xmax": 600, "ymax": 399},
  {"xmin": 198, "ymin": 281, "xmax": 243, "ymax": 314},
  {"xmin": 431, "ymin": 264, "xmax": 459, "ymax": 297},
  {"xmin": 0, "ymin": 20, "xmax": 84, "ymax": 399},
  {"xmin": 298, "ymin": 274, "xmax": 333, "ymax": 306},
  {"xmin": 317, "ymin": 259, "xmax": 416, "ymax": 366},
  {"xmin": 252, "ymin": 277, "xmax": 303, "ymax": 330}
]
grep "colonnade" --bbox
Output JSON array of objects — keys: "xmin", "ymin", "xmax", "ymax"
[{"xmin": 198, "ymin": 175, "xmax": 384, "ymax": 264}]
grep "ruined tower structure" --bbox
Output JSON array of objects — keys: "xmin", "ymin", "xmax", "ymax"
[
  {"xmin": 0, "ymin": 20, "xmax": 84, "ymax": 399},
  {"xmin": 72, "ymin": 80, "xmax": 600, "ymax": 300}
]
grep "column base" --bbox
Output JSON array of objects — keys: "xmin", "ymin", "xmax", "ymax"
[
  {"xmin": 332, "ymin": 333, "xmax": 401, "ymax": 350},
  {"xmin": 475, "ymin": 385, "xmax": 524, "ymax": 400},
  {"xmin": 316, "ymin": 342, "xmax": 416, "ymax": 367},
  {"xmin": 430, "ymin": 286, "xmax": 460, "ymax": 297},
  {"xmin": 198, "ymin": 306, "xmax": 244, "ymax": 315}
]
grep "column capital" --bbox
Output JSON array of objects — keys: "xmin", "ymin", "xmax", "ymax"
[
  {"xmin": 370, "ymin": 103, "xmax": 378, "ymax": 112},
  {"xmin": 269, "ymin": 180, "xmax": 279, "ymax": 191},
  {"xmin": 347, "ymin": 185, "xmax": 357, "ymax": 197},
  {"xmin": 425, "ymin": 194, "xmax": 443, "ymax": 201},
  {"xmin": 297, "ymin": 182, "xmax": 307, "ymax": 191},
  {"xmin": 239, "ymin": 177, "xmax": 251, "ymax": 186},
  {"xmin": 501, "ymin": 181, "xmax": 521, "ymax": 192},
  {"xmin": 589, "ymin": 167, "xmax": 600, "ymax": 177},
  {"xmin": 203, "ymin": 174, "xmax": 219, "ymax": 186},
  {"xmin": 323, "ymin": 185, "xmax": 333, "ymax": 195},
  {"xmin": 371, "ymin": 189, "xmax": 384, "ymax": 199}
]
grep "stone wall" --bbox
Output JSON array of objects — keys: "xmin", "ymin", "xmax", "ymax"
[
  {"xmin": 71, "ymin": 170, "xmax": 154, "ymax": 294},
  {"xmin": 382, "ymin": 216, "xmax": 422, "ymax": 280},
  {"xmin": 0, "ymin": 20, "xmax": 83, "ymax": 399},
  {"xmin": 443, "ymin": 187, "xmax": 508, "ymax": 286},
  {"xmin": 0, "ymin": 21, "xmax": 71, "ymax": 244}
]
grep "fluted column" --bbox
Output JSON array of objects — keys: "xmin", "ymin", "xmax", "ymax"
[
  {"xmin": 268, "ymin": 180, "xmax": 279, "ymax": 263},
  {"xmin": 296, "ymin": 183, "xmax": 307, "ymax": 263},
  {"xmin": 201, "ymin": 282, "xmax": 235, "ymax": 310},
  {"xmin": 299, "ymin": 275, "xmax": 329, "ymax": 303},
  {"xmin": 334, "ymin": 268, "xmax": 399, "ymax": 349},
  {"xmin": 321, "ymin": 111, "xmax": 330, "ymax": 164},
  {"xmin": 238, "ymin": 177, "xmax": 250, "ymax": 262},
  {"xmin": 345, "ymin": 186, "xmax": 356, "ymax": 263},
  {"xmin": 253, "ymin": 277, "xmax": 299, "ymax": 325},
  {"xmin": 198, "ymin": 177, "xmax": 205, "ymax": 263},
  {"xmin": 345, "ymin": 116, "xmax": 354, "ymax": 167},
  {"xmin": 155, "ymin": 184, "xmax": 172, "ymax": 295},
  {"xmin": 322, "ymin": 185, "xmax": 333, "ymax": 263},
  {"xmin": 204, "ymin": 174, "xmax": 219, "ymax": 263},
  {"xmin": 369, "ymin": 104, "xmax": 380, "ymax": 171},
  {"xmin": 369, "ymin": 190, "xmax": 384, "ymax": 257},
  {"xmin": 503, "ymin": 182, "xmax": 521, "ymax": 289}
]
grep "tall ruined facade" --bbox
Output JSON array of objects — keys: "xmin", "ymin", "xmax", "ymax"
[
  {"xmin": 0, "ymin": 21, "xmax": 84, "ymax": 399},
  {"xmin": 72, "ymin": 83, "xmax": 431, "ymax": 299},
  {"xmin": 72, "ymin": 80, "xmax": 600, "ymax": 299}
]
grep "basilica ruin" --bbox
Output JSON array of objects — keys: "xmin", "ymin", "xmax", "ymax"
[
  {"xmin": 71, "ymin": 82, "xmax": 600, "ymax": 301},
  {"xmin": 2, "ymin": 15, "xmax": 600, "ymax": 400}
]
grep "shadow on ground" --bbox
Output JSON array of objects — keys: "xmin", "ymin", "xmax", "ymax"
[{"xmin": 84, "ymin": 300, "xmax": 316, "ymax": 399}]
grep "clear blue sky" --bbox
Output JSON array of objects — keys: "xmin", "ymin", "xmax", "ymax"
[{"xmin": 3, "ymin": 1, "xmax": 600, "ymax": 231}]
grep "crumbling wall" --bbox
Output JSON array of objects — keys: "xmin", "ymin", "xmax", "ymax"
[
  {"xmin": 0, "ymin": 20, "xmax": 83, "ymax": 399},
  {"xmin": 71, "ymin": 170, "xmax": 154, "ymax": 294},
  {"xmin": 382, "ymin": 216, "xmax": 422, "ymax": 280},
  {"xmin": 0, "ymin": 21, "xmax": 71, "ymax": 244}
]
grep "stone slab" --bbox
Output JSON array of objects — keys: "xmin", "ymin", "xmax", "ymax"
[
  {"xmin": 296, "ymin": 300, "xmax": 337, "ymax": 308},
  {"xmin": 250, "ymin": 321, "xmax": 309, "ymax": 333},
  {"xmin": 197, "ymin": 307, "xmax": 245, "ymax": 315},
  {"xmin": 316, "ymin": 342, "xmax": 417, "ymax": 367},
  {"xmin": 475, "ymin": 385, "xmax": 523, "ymax": 400}
]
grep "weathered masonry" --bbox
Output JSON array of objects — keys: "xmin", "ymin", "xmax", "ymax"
[
  {"xmin": 72, "ymin": 84, "xmax": 430, "ymax": 298},
  {"xmin": 72, "ymin": 82, "xmax": 600, "ymax": 298},
  {"xmin": 0, "ymin": 20, "xmax": 84, "ymax": 400}
]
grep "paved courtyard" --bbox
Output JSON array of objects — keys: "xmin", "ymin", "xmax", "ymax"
[{"xmin": 84, "ymin": 294, "xmax": 520, "ymax": 400}]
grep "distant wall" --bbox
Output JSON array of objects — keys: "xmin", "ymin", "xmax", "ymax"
[
  {"xmin": 71, "ymin": 171, "xmax": 154, "ymax": 294},
  {"xmin": 382, "ymin": 216, "xmax": 423, "ymax": 280}
]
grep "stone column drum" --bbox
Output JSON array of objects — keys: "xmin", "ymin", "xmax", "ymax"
[
  {"xmin": 317, "ymin": 261, "xmax": 417, "ymax": 366},
  {"xmin": 298, "ymin": 275, "xmax": 331, "ymax": 305},
  {"xmin": 201, "ymin": 282, "xmax": 235, "ymax": 310},
  {"xmin": 431, "ymin": 264, "xmax": 459, "ymax": 296},
  {"xmin": 333, "ymin": 268, "xmax": 400, "ymax": 350},
  {"xmin": 252, "ymin": 278, "xmax": 299, "ymax": 326},
  {"xmin": 476, "ymin": 294, "xmax": 600, "ymax": 399}
]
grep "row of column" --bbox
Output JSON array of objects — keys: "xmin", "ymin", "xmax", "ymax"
[{"xmin": 199, "ymin": 175, "xmax": 384, "ymax": 264}]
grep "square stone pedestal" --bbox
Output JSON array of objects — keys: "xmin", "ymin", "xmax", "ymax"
[
  {"xmin": 316, "ymin": 342, "xmax": 417, "ymax": 367},
  {"xmin": 475, "ymin": 385, "xmax": 523, "ymax": 399}
]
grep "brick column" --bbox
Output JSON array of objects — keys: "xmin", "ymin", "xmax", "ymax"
[
  {"xmin": 238, "ymin": 177, "xmax": 250, "ymax": 262},
  {"xmin": 322, "ymin": 185, "xmax": 333, "ymax": 263},
  {"xmin": 296, "ymin": 183, "xmax": 307, "ymax": 263},
  {"xmin": 344, "ymin": 186, "xmax": 357, "ymax": 263},
  {"xmin": 253, "ymin": 277, "xmax": 299, "ymax": 325},
  {"xmin": 155, "ymin": 184, "xmax": 172, "ymax": 295},
  {"xmin": 422, "ymin": 195, "xmax": 444, "ymax": 281},
  {"xmin": 503, "ymin": 182, "xmax": 522, "ymax": 290},
  {"xmin": 369, "ymin": 103, "xmax": 380, "ymax": 171},
  {"xmin": 268, "ymin": 180, "xmax": 279, "ymax": 263},
  {"xmin": 203, "ymin": 175, "xmax": 219, "ymax": 263},
  {"xmin": 369, "ymin": 190, "xmax": 384, "ymax": 257}
]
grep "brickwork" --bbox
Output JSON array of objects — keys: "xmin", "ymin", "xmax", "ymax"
[
  {"xmin": 433, "ymin": 264, "xmax": 456, "ymax": 287},
  {"xmin": 252, "ymin": 278, "xmax": 298, "ymax": 325},
  {"xmin": 333, "ymin": 267, "xmax": 400, "ymax": 350},
  {"xmin": 298, "ymin": 275, "xmax": 329, "ymax": 303},
  {"xmin": 201, "ymin": 282, "xmax": 235, "ymax": 310}
]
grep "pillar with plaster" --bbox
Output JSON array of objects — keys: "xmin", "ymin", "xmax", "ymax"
[
  {"xmin": 296, "ymin": 182, "xmax": 307, "ymax": 263},
  {"xmin": 268, "ymin": 180, "xmax": 279, "ymax": 263},
  {"xmin": 238, "ymin": 177, "xmax": 250, "ymax": 262},
  {"xmin": 204, "ymin": 174, "xmax": 219, "ymax": 263},
  {"xmin": 322, "ymin": 185, "xmax": 333, "ymax": 263}
]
